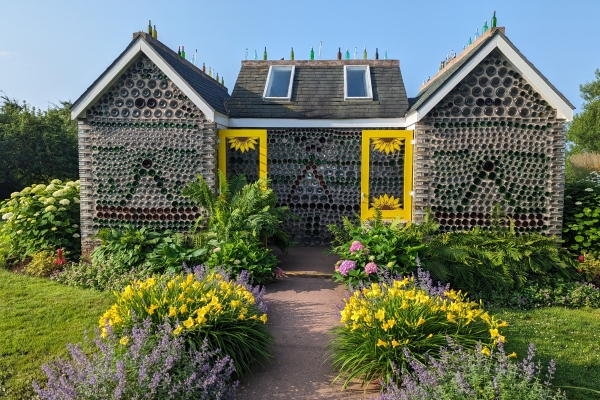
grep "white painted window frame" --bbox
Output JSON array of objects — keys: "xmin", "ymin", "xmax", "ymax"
[
  {"xmin": 263, "ymin": 65, "xmax": 295, "ymax": 100},
  {"xmin": 344, "ymin": 65, "xmax": 373, "ymax": 100}
]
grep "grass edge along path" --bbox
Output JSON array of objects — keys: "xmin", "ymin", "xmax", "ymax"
[
  {"xmin": 0, "ymin": 269, "xmax": 114, "ymax": 399},
  {"xmin": 496, "ymin": 307, "xmax": 600, "ymax": 400}
]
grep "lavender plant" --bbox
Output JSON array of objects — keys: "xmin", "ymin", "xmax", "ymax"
[
  {"xmin": 33, "ymin": 317, "xmax": 237, "ymax": 400},
  {"xmin": 379, "ymin": 338, "xmax": 566, "ymax": 400}
]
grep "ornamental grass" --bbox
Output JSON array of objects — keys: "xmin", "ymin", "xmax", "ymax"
[
  {"xmin": 99, "ymin": 267, "xmax": 273, "ymax": 374},
  {"xmin": 330, "ymin": 271, "xmax": 507, "ymax": 388}
]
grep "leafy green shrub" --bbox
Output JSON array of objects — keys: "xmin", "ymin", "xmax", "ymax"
[
  {"xmin": 99, "ymin": 267, "xmax": 272, "ymax": 374},
  {"xmin": 328, "ymin": 210, "xmax": 435, "ymax": 286},
  {"xmin": 23, "ymin": 250, "xmax": 60, "ymax": 277},
  {"xmin": 422, "ymin": 227, "xmax": 578, "ymax": 298},
  {"xmin": 34, "ymin": 318, "xmax": 237, "ymax": 400},
  {"xmin": 379, "ymin": 339, "xmax": 566, "ymax": 400},
  {"xmin": 0, "ymin": 179, "xmax": 81, "ymax": 260},
  {"xmin": 51, "ymin": 259, "xmax": 153, "ymax": 292},
  {"xmin": 563, "ymin": 179, "xmax": 600, "ymax": 256},
  {"xmin": 330, "ymin": 269, "xmax": 507, "ymax": 388},
  {"xmin": 486, "ymin": 278, "xmax": 600, "ymax": 309},
  {"xmin": 579, "ymin": 252, "xmax": 600, "ymax": 286},
  {"xmin": 205, "ymin": 234, "xmax": 279, "ymax": 284}
]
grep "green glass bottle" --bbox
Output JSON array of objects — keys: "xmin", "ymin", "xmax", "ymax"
[
  {"xmin": 148, "ymin": 20, "xmax": 152, "ymax": 35},
  {"xmin": 216, "ymin": 72, "xmax": 219, "ymax": 81},
  {"xmin": 181, "ymin": 46, "xmax": 186, "ymax": 59},
  {"xmin": 254, "ymin": 49, "xmax": 258, "ymax": 61},
  {"xmin": 363, "ymin": 47, "xmax": 367, "ymax": 60},
  {"xmin": 221, "ymin": 77, "xmax": 224, "ymax": 85},
  {"xmin": 263, "ymin": 47, "xmax": 267, "ymax": 60},
  {"xmin": 310, "ymin": 47, "xmax": 314, "ymax": 60},
  {"xmin": 290, "ymin": 47, "xmax": 295, "ymax": 60},
  {"xmin": 482, "ymin": 20, "xmax": 488, "ymax": 33},
  {"xmin": 468, "ymin": 37, "xmax": 472, "ymax": 46},
  {"xmin": 492, "ymin": 10, "xmax": 497, "ymax": 28},
  {"xmin": 152, "ymin": 25, "xmax": 157, "ymax": 39},
  {"xmin": 345, "ymin": 47, "xmax": 350, "ymax": 60}
]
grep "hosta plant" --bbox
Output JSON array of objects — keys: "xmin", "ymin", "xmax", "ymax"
[
  {"xmin": 330, "ymin": 269, "xmax": 507, "ymax": 388},
  {"xmin": 34, "ymin": 318, "xmax": 237, "ymax": 400},
  {"xmin": 204, "ymin": 234, "xmax": 279, "ymax": 284},
  {"xmin": 99, "ymin": 267, "xmax": 272, "ymax": 374},
  {"xmin": 0, "ymin": 179, "xmax": 80, "ymax": 260}
]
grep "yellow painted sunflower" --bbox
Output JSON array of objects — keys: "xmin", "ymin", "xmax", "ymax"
[
  {"xmin": 371, "ymin": 194, "xmax": 402, "ymax": 210},
  {"xmin": 371, "ymin": 137, "xmax": 404, "ymax": 154},
  {"xmin": 228, "ymin": 137, "xmax": 258, "ymax": 153}
]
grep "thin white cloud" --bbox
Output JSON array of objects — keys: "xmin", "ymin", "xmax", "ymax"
[{"xmin": 0, "ymin": 51, "xmax": 16, "ymax": 57}]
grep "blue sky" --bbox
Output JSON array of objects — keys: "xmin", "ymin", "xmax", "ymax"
[{"xmin": 1, "ymin": 0, "xmax": 598, "ymax": 113}]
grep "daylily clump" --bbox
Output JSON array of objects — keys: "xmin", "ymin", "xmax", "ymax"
[
  {"xmin": 331, "ymin": 272, "xmax": 507, "ymax": 387},
  {"xmin": 100, "ymin": 268, "xmax": 272, "ymax": 374}
]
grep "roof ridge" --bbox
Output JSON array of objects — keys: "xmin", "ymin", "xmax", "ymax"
[
  {"xmin": 137, "ymin": 32, "xmax": 228, "ymax": 93},
  {"xmin": 420, "ymin": 27, "xmax": 504, "ymax": 91}
]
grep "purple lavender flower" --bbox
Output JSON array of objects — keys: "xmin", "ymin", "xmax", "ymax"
[
  {"xmin": 349, "ymin": 240, "xmax": 365, "ymax": 254},
  {"xmin": 338, "ymin": 260, "xmax": 356, "ymax": 276},
  {"xmin": 364, "ymin": 262, "xmax": 379, "ymax": 274}
]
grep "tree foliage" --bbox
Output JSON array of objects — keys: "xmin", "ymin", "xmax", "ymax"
[
  {"xmin": 568, "ymin": 69, "xmax": 600, "ymax": 153},
  {"xmin": 0, "ymin": 96, "xmax": 79, "ymax": 199}
]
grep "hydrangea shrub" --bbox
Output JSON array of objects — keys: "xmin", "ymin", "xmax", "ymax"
[{"xmin": 0, "ymin": 179, "xmax": 80, "ymax": 260}]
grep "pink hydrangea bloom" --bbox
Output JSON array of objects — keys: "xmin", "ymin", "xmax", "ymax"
[
  {"xmin": 338, "ymin": 260, "xmax": 356, "ymax": 276},
  {"xmin": 349, "ymin": 241, "xmax": 365, "ymax": 254},
  {"xmin": 364, "ymin": 262, "xmax": 379, "ymax": 274}
]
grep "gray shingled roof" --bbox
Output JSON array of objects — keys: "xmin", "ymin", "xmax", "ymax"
[
  {"xmin": 72, "ymin": 32, "xmax": 230, "ymax": 116},
  {"xmin": 228, "ymin": 60, "xmax": 408, "ymax": 119},
  {"xmin": 408, "ymin": 29, "xmax": 574, "ymax": 114}
]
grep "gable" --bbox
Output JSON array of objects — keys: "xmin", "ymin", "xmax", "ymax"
[
  {"xmin": 82, "ymin": 54, "xmax": 206, "ymax": 122},
  {"xmin": 407, "ymin": 30, "xmax": 574, "ymax": 123},
  {"xmin": 71, "ymin": 33, "xmax": 229, "ymax": 124},
  {"xmin": 425, "ymin": 49, "xmax": 560, "ymax": 123}
]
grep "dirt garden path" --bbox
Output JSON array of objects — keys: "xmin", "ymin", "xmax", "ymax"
[{"xmin": 235, "ymin": 247, "xmax": 378, "ymax": 400}]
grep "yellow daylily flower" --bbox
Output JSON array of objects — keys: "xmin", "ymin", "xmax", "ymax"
[
  {"xmin": 391, "ymin": 339, "xmax": 400, "ymax": 348},
  {"xmin": 173, "ymin": 325, "xmax": 183, "ymax": 336},
  {"xmin": 259, "ymin": 314, "xmax": 268, "ymax": 324},
  {"xmin": 183, "ymin": 317, "xmax": 195, "ymax": 329},
  {"xmin": 376, "ymin": 339, "xmax": 388, "ymax": 348},
  {"xmin": 481, "ymin": 347, "xmax": 491, "ymax": 356},
  {"xmin": 119, "ymin": 336, "xmax": 129, "ymax": 345},
  {"xmin": 508, "ymin": 352, "xmax": 517, "ymax": 359},
  {"xmin": 148, "ymin": 304, "xmax": 159, "ymax": 315}
]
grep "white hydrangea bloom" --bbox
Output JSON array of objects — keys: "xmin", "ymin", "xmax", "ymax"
[
  {"xmin": 46, "ymin": 184, "xmax": 56, "ymax": 192},
  {"xmin": 20, "ymin": 187, "xmax": 32, "ymax": 195},
  {"xmin": 10, "ymin": 192, "xmax": 20, "ymax": 198},
  {"xmin": 73, "ymin": 233, "xmax": 80, "ymax": 238},
  {"xmin": 575, "ymin": 201, "xmax": 583, "ymax": 205},
  {"xmin": 59, "ymin": 199, "xmax": 70, "ymax": 206},
  {"xmin": 73, "ymin": 198, "xmax": 80, "ymax": 204},
  {"xmin": 45, "ymin": 205, "xmax": 57, "ymax": 213},
  {"xmin": 72, "ymin": 224, "xmax": 79, "ymax": 228},
  {"xmin": 584, "ymin": 187, "xmax": 594, "ymax": 192},
  {"xmin": 45, "ymin": 197, "xmax": 56, "ymax": 205},
  {"xmin": 16, "ymin": 230, "xmax": 22, "ymax": 235},
  {"xmin": 2, "ymin": 212, "xmax": 13, "ymax": 220},
  {"xmin": 50, "ymin": 179, "xmax": 62, "ymax": 184},
  {"xmin": 58, "ymin": 207, "xmax": 66, "ymax": 211},
  {"xmin": 52, "ymin": 190, "xmax": 65, "ymax": 198}
]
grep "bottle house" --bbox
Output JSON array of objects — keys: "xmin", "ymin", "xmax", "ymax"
[{"xmin": 71, "ymin": 25, "xmax": 574, "ymax": 254}]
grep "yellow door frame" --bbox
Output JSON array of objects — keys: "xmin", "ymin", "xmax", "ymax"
[
  {"xmin": 361, "ymin": 130, "xmax": 413, "ymax": 221},
  {"xmin": 218, "ymin": 129, "xmax": 268, "ymax": 181}
]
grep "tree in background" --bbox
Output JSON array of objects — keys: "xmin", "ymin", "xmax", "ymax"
[
  {"xmin": 567, "ymin": 69, "xmax": 600, "ymax": 153},
  {"xmin": 0, "ymin": 96, "xmax": 79, "ymax": 199}
]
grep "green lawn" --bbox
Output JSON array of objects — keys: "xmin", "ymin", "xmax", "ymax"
[
  {"xmin": 0, "ymin": 269, "xmax": 114, "ymax": 399},
  {"xmin": 496, "ymin": 307, "xmax": 600, "ymax": 400}
]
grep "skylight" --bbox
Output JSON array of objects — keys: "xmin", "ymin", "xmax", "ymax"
[
  {"xmin": 344, "ymin": 65, "xmax": 373, "ymax": 99},
  {"xmin": 263, "ymin": 66, "xmax": 295, "ymax": 99}
]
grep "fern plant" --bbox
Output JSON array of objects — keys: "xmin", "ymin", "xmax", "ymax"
[{"xmin": 182, "ymin": 171, "xmax": 296, "ymax": 251}]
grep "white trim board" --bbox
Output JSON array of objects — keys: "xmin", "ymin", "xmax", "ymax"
[
  {"xmin": 71, "ymin": 37, "xmax": 227, "ymax": 123},
  {"xmin": 406, "ymin": 34, "xmax": 574, "ymax": 122},
  {"xmin": 227, "ymin": 117, "xmax": 407, "ymax": 128}
]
